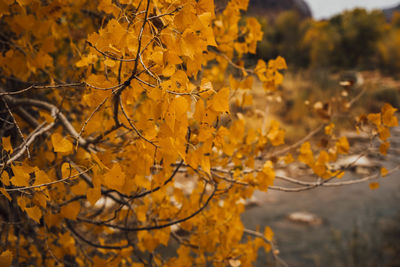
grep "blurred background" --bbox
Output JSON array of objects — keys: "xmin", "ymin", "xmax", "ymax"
[{"xmin": 221, "ymin": 0, "xmax": 400, "ymax": 266}]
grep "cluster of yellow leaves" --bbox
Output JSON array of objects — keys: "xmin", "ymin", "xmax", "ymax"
[
  {"xmin": 2, "ymin": 0, "xmax": 398, "ymax": 266},
  {"xmin": 254, "ymin": 56, "xmax": 287, "ymax": 91},
  {"xmin": 298, "ymin": 137, "xmax": 347, "ymax": 179},
  {"xmin": 366, "ymin": 103, "xmax": 399, "ymax": 155}
]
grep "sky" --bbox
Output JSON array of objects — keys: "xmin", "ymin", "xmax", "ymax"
[{"xmin": 306, "ymin": 0, "xmax": 400, "ymax": 19}]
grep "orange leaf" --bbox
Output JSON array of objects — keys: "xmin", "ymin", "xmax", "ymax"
[
  {"xmin": 298, "ymin": 142, "xmax": 314, "ymax": 166},
  {"xmin": 87, "ymin": 187, "xmax": 101, "ymax": 206},
  {"xmin": 381, "ymin": 167, "xmax": 389, "ymax": 177},
  {"xmin": 336, "ymin": 136, "xmax": 349, "ymax": 154},
  {"xmin": 60, "ymin": 202, "xmax": 81, "ymax": 220},
  {"xmin": 264, "ymin": 226, "xmax": 274, "ymax": 241},
  {"xmin": 381, "ymin": 103, "xmax": 398, "ymax": 127},
  {"xmin": 51, "ymin": 133, "xmax": 73, "ymax": 153},
  {"xmin": 379, "ymin": 142, "xmax": 390, "ymax": 155},
  {"xmin": 25, "ymin": 206, "xmax": 42, "ymax": 223},
  {"xmin": 103, "ymin": 164, "xmax": 126, "ymax": 190},
  {"xmin": 0, "ymin": 250, "xmax": 12, "ymax": 267},
  {"xmin": 0, "ymin": 188, "xmax": 11, "ymax": 202},
  {"xmin": 209, "ymin": 87, "xmax": 230, "ymax": 113},
  {"xmin": 10, "ymin": 165, "xmax": 31, "ymax": 187},
  {"xmin": 1, "ymin": 137, "xmax": 13, "ymax": 153},
  {"xmin": 369, "ymin": 182, "xmax": 379, "ymax": 190}
]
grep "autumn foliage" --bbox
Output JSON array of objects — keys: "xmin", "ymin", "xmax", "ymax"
[{"xmin": 0, "ymin": 0, "xmax": 398, "ymax": 266}]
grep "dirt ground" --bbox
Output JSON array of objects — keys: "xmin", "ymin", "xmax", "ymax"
[{"xmin": 242, "ymin": 127, "xmax": 400, "ymax": 266}]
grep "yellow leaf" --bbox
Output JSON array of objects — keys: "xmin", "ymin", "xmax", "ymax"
[
  {"xmin": 336, "ymin": 136, "xmax": 349, "ymax": 154},
  {"xmin": 369, "ymin": 182, "xmax": 379, "ymax": 190},
  {"xmin": 313, "ymin": 151, "xmax": 330, "ymax": 177},
  {"xmin": 0, "ymin": 188, "xmax": 11, "ymax": 202},
  {"xmin": 274, "ymin": 56, "xmax": 288, "ymax": 70},
  {"xmin": 283, "ymin": 153, "xmax": 294, "ymax": 164},
  {"xmin": 2, "ymin": 137, "xmax": 13, "ymax": 153},
  {"xmin": 324, "ymin": 123, "xmax": 335, "ymax": 135},
  {"xmin": 61, "ymin": 162, "xmax": 78, "ymax": 179},
  {"xmin": 267, "ymin": 120, "xmax": 285, "ymax": 146},
  {"xmin": 25, "ymin": 206, "xmax": 42, "ymax": 223},
  {"xmin": 33, "ymin": 192, "xmax": 48, "ymax": 208},
  {"xmin": 71, "ymin": 180, "xmax": 87, "ymax": 195},
  {"xmin": 379, "ymin": 142, "xmax": 390, "ymax": 155},
  {"xmin": 91, "ymin": 152, "xmax": 109, "ymax": 170},
  {"xmin": 60, "ymin": 201, "xmax": 81, "ymax": 220},
  {"xmin": 33, "ymin": 170, "xmax": 51, "ymax": 187},
  {"xmin": 298, "ymin": 142, "xmax": 314, "ymax": 167},
  {"xmin": 1, "ymin": 171, "xmax": 10, "ymax": 186},
  {"xmin": 367, "ymin": 113, "xmax": 381, "ymax": 127},
  {"xmin": 381, "ymin": 167, "xmax": 388, "ymax": 177},
  {"xmin": 381, "ymin": 103, "xmax": 398, "ymax": 127},
  {"xmin": 162, "ymin": 64, "xmax": 176, "ymax": 77},
  {"xmin": 175, "ymin": 96, "xmax": 189, "ymax": 117},
  {"xmin": 10, "ymin": 165, "xmax": 31, "ymax": 186},
  {"xmin": 378, "ymin": 126, "xmax": 390, "ymax": 141},
  {"xmin": 103, "ymin": 164, "xmax": 126, "ymax": 190},
  {"xmin": 209, "ymin": 87, "xmax": 230, "ymax": 113},
  {"xmin": 136, "ymin": 205, "xmax": 147, "ymax": 223},
  {"xmin": 104, "ymin": 58, "xmax": 116, "ymax": 68},
  {"xmin": 51, "ymin": 133, "xmax": 73, "ymax": 153},
  {"xmin": 242, "ymin": 92, "xmax": 253, "ymax": 107},
  {"xmin": 0, "ymin": 250, "xmax": 12, "ymax": 267},
  {"xmin": 256, "ymin": 160, "xmax": 275, "ymax": 191},
  {"xmin": 264, "ymin": 226, "xmax": 274, "ymax": 241},
  {"xmin": 87, "ymin": 187, "xmax": 101, "ymax": 206}
]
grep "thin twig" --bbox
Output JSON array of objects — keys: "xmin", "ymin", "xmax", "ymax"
[{"xmin": 1, "ymin": 97, "xmax": 30, "ymax": 159}]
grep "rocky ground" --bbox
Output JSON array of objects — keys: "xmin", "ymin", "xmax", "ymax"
[{"xmin": 243, "ymin": 127, "xmax": 400, "ymax": 266}]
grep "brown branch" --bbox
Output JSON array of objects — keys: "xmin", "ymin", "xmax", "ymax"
[
  {"xmin": 4, "ymin": 96, "xmax": 88, "ymax": 147},
  {"xmin": 2, "ymin": 97, "xmax": 30, "ymax": 159},
  {"xmin": 5, "ymin": 165, "xmax": 93, "ymax": 192},
  {"xmin": 77, "ymin": 184, "xmax": 217, "ymax": 232},
  {"xmin": 1, "ymin": 122, "xmax": 54, "ymax": 167},
  {"xmin": 66, "ymin": 219, "xmax": 130, "ymax": 250},
  {"xmin": 0, "ymin": 83, "xmax": 84, "ymax": 96},
  {"xmin": 132, "ymin": 160, "xmax": 184, "ymax": 199},
  {"xmin": 86, "ymin": 41, "xmax": 137, "ymax": 62},
  {"xmin": 119, "ymin": 98, "xmax": 158, "ymax": 147}
]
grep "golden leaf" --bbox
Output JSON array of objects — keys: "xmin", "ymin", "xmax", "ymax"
[
  {"xmin": 381, "ymin": 167, "xmax": 389, "ymax": 177},
  {"xmin": 51, "ymin": 133, "xmax": 73, "ymax": 153},
  {"xmin": 33, "ymin": 170, "xmax": 51, "ymax": 187},
  {"xmin": 336, "ymin": 136, "xmax": 349, "ymax": 154},
  {"xmin": 25, "ymin": 206, "xmax": 42, "ymax": 223},
  {"xmin": 103, "ymin": 163, "xmax": 126, "ymax": 190},
  {"xmin": 10, "ymin": 165, "xmax": 31, "ymax": 187},
  {"xmin": 0, "ymin": 250, "xmax": 12, "ymax": 267},
  {"xmin": 367, "ymin": 113, "xmax": 381, "ymax": 127},
  {"xmin": 1, "ymin": 137, "xmax": 13, "ymax": 153},
  {"xmin": 324, "ymin": 123, "xmax": 335, "ymax": 135},
  {"xmin": 381, "ymin": 103, "xmax": 398, "ymax": 127},
  {"xmin": 313, "ymin": 151, "xmax": 330, "ymax": 177},
  {"xmin": 209, "ymin": 87, "xmax": 230, "ymax": 113},
  {"xmin": 298, "ymin": 142, "xmax": 314, "ymax": 166},
  {"xmin": 369, "ymin": 182, "xmax": 379, "ymax": 190},
  {"xmin": 86, "ymin": 187, "xmax": 101, "ymax": 206},
  {"xmin": 60, "ymin": 202, "xmax": 81, "ymax": 220},
  {"xmin": 264, "ymin": 226, "xmax": 274, "ymax": 241},
  {"xmin": 378, "ymin": 126, "xmax": 390, "ymax": 141},
  {"xmin": 256, "ymin": 160, "xmax": 275, "ymax": 191},
  {"xmin": 379, "ymin": 142, "xmax": 390, "ymax": 155},
  {"xmin": 0, "ymin": 188, "xmax": 11, "ymax": 202},
  {"xmin": 267, "ymin": 120, "xmax": 285, "ymax": 146}
]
